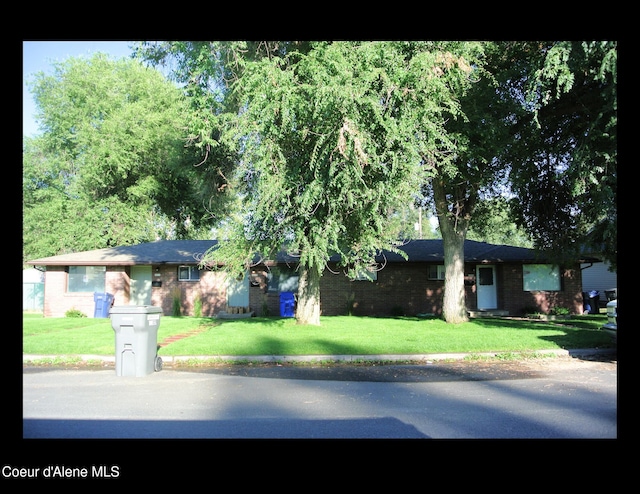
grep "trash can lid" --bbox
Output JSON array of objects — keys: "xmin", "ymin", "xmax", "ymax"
[{"xmin": 109, "ymin": 305, "xmax": 163, "ymax": 315}]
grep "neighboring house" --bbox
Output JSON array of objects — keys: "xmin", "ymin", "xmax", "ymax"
[
  {"xmin": 580, "ymin": 260, "xmax": 617, "ymax": 306},
  {"xmin": 27, "ymin": 239, "xmax": 599, "ymax": 318},
  {"xmin": 23, "ymin": 268, "xmax": 45, "ymax": 312}
]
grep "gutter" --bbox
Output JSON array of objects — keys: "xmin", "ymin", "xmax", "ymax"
[{"xmin": 580, "ymin": 262, "xmax": 594, "ymax": 271}]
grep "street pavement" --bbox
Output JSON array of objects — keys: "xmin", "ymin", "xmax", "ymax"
[{"xmin": 22, "ymin": 351, "xmax": 617, "ymax": 440}]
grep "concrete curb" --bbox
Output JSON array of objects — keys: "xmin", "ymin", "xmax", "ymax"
[{"xmin": 23, "ymin": 348, "xmax": 616, "ymax": 365}]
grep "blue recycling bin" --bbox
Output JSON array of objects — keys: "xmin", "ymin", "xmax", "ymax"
[
  {"xmin": 279, "ymin": 291, "xmax": 295, "ymax": 317},
  {"xmin": 94, "ymin": 292, "xmax": 114, "ymax": 318},
  {"xmin": 588, "ymin": 290, "xmax": 600, "ymax": 314},
  {"xmin": 582, "ymin": 290, "xmax": 600, "ymax": 314}
]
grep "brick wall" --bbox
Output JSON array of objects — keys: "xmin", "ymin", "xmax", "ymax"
[
  {"xmin": 319, "ymin": 262, "xmax": 444, "ymax": 316},
  {"xmin": 499, "ymin": 263, "xmax": 583, "ymax": 315},
  {"xmin": 150, "ymin": 266, "xmax": 227, "ymax": 316},
  {"xmin": 39, "ymin": 261, "xmax": 584, "ymax": 318},
  {"xmin": 248, "ymin": 268, "xmax": 291, "ymax": 316},
  {"xmin": 43, "ymin": 266, "xmax": 128, "ymax": 318},
  {"xmin": 249, "ymin": 288, "xmax": 281, "ymax": 317},
  {"xmin": 317, "ymin": 261, "xmax": 584, "ymax": 317},
  {"xmin": 41, "ymin": 265, "xmax": 229, "ymax": 318},
  {"xmin": 248, "ymin": 264, "xmax": 446, "ymax": 317}
]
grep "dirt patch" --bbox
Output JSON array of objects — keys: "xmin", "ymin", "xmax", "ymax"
[
  {"xmin": 174, "ymin": 352, "xmax": 617, "ymax": 383},
  {"xmin": 515, "ymin": 352, "xmax": 617, "ymax": 372}
]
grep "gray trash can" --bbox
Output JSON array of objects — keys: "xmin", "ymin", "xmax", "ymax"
[{"xmin": 109, "ymin": 305, "xmax": 163, "ymax": 377}]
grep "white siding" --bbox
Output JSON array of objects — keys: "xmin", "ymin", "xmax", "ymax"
[
  {"xmin": 580, "ymin": 262, "xmax": 617, "ymax": 302},
  {"xmin": 23, "ymin": 268, "xmax": 44, "ymax": 283}
]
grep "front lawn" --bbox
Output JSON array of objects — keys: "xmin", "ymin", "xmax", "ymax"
[{"xmin": 22, "ymin": 313, "xmax": 613, "ymax": 357}]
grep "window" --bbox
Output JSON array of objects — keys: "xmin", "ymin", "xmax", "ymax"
[
  {"xmin": 178, "ymin": 265, "xmax": 200, "ymax": 281},
  {"xmin": 428, "ymin": 265, "xmax": 445, "ymax": 280},
  {"xmin": 522, "ymin": 264, "xmax": 561, "ymax": 291},
  {"xmin": 268, "ymin": 266, "xmax": 299, "ymax": 292},
  {"xmin": 68, "ymin": 266, "xmax": 106, "ymax": 293},
  {"xmin": 478, "ymin": 267, "xmax": 494, "ymax": 285}
]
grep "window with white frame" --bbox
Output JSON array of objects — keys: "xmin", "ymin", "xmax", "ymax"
[
  {"xmin": 522, "ymin": 264, "xmax": 561, "ymax": 291},
  {"xmin": 68, "ymin": 266, "xmax": 106, "ymax": 293},
  {"xmin": 428, "ymin": 265, "xmax": 445, "ymax": 280},
  {"xmin": 178, "ymin": 265, "xmax": 200, "ymax": 281}
]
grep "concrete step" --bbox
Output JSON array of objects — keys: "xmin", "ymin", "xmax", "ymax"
[{"xmin": 468, "ymin": 310, "xmax": 509, "ymax": 318}]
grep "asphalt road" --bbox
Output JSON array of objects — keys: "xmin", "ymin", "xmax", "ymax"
[{"xmin": 22, "ymin": 353, "xmax": 617, "ymax": 440}]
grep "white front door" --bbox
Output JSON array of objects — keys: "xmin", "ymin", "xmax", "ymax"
[
  {"xmin": 227, "ymin": 274, "xmax": 249, "ymax": 307},
  {"xmin": 476, "ymin": 265, "xmax": 497, "ymax": 310},
  {"xmin": 130, "ymin": 266, "xmax": 152, "ymax": 305}
]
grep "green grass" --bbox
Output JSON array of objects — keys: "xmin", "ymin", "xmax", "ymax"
[{"xmin": 22, "ymin": 313, "xmax": 613, "ymax": 357}]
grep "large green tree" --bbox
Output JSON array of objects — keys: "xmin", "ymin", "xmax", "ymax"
[
  {"xmin": 398, "ymin": 42, "xmax": 501, "ymax": 323},
  {"xmin": 136, "ymin": 41, "xmax": 616, "ymax": 325},
  {"xmin": 414, "ymin": 41, "xmax": 616, "ymax": 321},
  {"xmin": 508, "ymin": 41, "xmax": 617, "ymax": 271},
  {"xmin": 137, "ymin": 41, "xmax": 481, "ymax": 324},
  {"xmin": 23, "ymin": 53, "xmax": 219, "ymax": 263},
  {"xmin": 226, "ymin": 42, "xmax": 468, "ymax": 325},
  {"xmin": 467, "ymin": 197, "xmax": 533, "ymax": 248}
]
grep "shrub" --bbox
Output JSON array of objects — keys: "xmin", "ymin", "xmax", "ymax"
[
  {"xmin": 171, "ymin": 287, "xmax": 182, "ymax": 317},
  {"xmin": 65, "ymin": 308, "xmax": 86, "ymax": 318},
  {"xmin": 345, "ymin": 292, "xmax": 356, "ymax": 316},
  {"xmin": 193, "ymin": 293, "xmax": 202, "ymax": 318},
  {"xmin": 261, "ymin": 300, "xmax": 270, "ymax": 317},
  {"xmin": 550, "ymin": 306, "xmax": 570, "ymax": 316}
]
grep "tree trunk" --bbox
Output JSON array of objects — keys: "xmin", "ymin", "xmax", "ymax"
[
  {"xmin": 441, "ymin": 233, "xmax": 468, "ymax": 323},
  {"xmin": 433, "ymin": 178, "xmax": 471, "ymax": 324},
  {"xmin": 296, "ymin": 264, "xmax": 321, "ymax": 325}
]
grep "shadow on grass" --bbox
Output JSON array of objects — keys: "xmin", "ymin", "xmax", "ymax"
[
  {"xmin": 217, "ymin": 317, "xmax": 293, "ymax": 327},
  {"xmin": 209, "ymin": 334, "xmax": 367, "ymax": 356},
  {"xmin": 470, "ymin": 315, "xmax": 605, "ymax": 331},
  {"xmin": 471, "ymin": 316, "xmax": 614, "ymax": 350},
  {"xmin": 538, "ymin": 331, "xmax": 615, "ymax": 350},
  {"xmin": 161, "ymin": 315, "xmax": 614, "ymax": 357}
]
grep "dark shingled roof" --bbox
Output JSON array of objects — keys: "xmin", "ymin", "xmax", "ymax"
[
  {"xmin": 27, "ymin": 240, "xmax": 220, "ymax": 266},
  {"xmin": 370, "ymin": 239, "xmax": 547, "ymax": 263},
  {"xmin": 26, "ymin": 239, "xmax": 592, "ymax": 267}
]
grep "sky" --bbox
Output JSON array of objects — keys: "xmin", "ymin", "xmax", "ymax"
[{"xmin": 23, "ymin": 41, "xmax": 136, "ymax": 137}]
